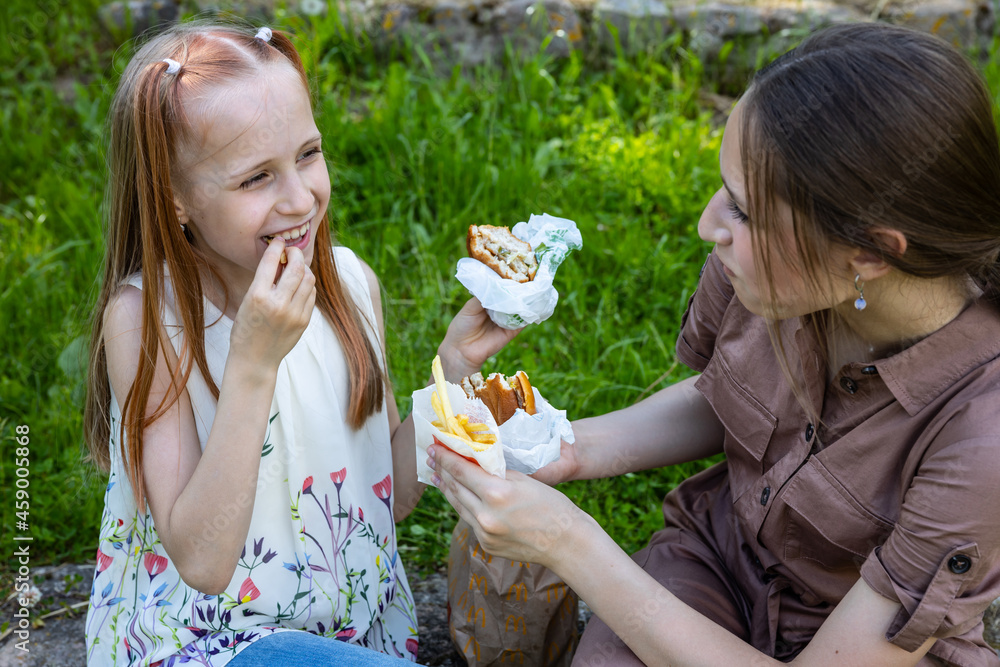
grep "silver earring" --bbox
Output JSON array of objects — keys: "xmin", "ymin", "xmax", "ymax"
[{"xmin": 854, "ymin": 274, "xmax": 867, "ymax": 311}]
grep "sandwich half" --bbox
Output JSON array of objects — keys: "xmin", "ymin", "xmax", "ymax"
[
  {"xmin": 467, "ymin": 225, "xmax": 538, "ymax": 283},
  {"xmin": 462, "ymin": 371, "xmax": 537, "ymax": 425}
]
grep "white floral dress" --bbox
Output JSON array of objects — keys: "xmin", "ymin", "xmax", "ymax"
[{"xmin": 85, "ymin": 247, "xmax": 418, "ymax": 666}]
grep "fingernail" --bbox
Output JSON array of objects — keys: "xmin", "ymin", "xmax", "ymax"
[
  {"xmin": 426, "ymin": 457, "xmax": 436, "ymax": 470},
  {"xmin": 432, "ymin": 474, "xmax": 442, "ymax": 487},
  {"xmin": 427, "ymin": 445, "xmax": 435, "ymax": 458}
]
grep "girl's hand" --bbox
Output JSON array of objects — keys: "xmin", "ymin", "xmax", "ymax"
[
  {"xmin": 437, "ymin": 297, "xmax": 522, "ymax": 381},
  {"xmin": 427, "ymin": 443, "xmax": 586, "ymax": 569},
  {"xmin": 229, "ymin": 239, "xmax": 316, "ymax": 372}
]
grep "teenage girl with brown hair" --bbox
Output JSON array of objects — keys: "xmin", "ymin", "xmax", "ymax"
[
  {"xmin": 429, "ymin": 23, "xmax": 1000, "ymax": 666},
  {"xmin": 82, "ymin": 21, "xmax": 515, "ymax": 665}
]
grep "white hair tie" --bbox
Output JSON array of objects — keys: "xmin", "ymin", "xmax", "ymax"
[
  {"xmin": 255, "ymin": 27, "xmax": 272, "ymax": 42},
  {"xmin": 162, "ymin": 58, "xmax": 180, "ymax": 74}
]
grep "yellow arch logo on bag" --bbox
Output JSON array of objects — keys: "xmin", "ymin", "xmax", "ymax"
[
  {"xmin": 505, "ymin": 616, "xmax": 527, "ymax": 635},
  {"xmin": 467, "ymin": 605, "xmax": 486, "ymax": 628},
  {"xmin": 469, "ymin": 573, "xmax": 489, "ymax": 595},
  {"xmin": 507, "ymin": 582, "xmax": 528, "ymax": 602}
]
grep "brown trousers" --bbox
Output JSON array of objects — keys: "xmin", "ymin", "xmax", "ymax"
[{"xmin": 570, "ymin": 464, "xmax": 950, "ymax": 666}]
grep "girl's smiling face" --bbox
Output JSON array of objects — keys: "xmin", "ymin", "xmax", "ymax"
[
  {"xmin": 173, "ymin": 62, "xmax": 329, "ymax": 304},
  {"xmin": 698, "ymin": 100, "xmax": 856, "ymax": 320}
]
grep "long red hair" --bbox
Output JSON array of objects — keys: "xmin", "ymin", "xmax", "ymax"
[{"xmin": 84, "ymin": 21, "xmax": 385, "ymax": 507}]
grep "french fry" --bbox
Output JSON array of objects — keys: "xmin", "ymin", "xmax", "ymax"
[
  {"xmin": 464, "ymin": 422, "xmax": 490, "ymax": 433},
  {"xmin": 447, "ymin": 415, "xmax": 469, "ymax": 440},
  {"xmin": 432, "ymin": 392, "xmax": 446, "ymax": 424},
  {"xmin": 430, "ymin": 355, "xmax": 497, "ymax": 453},
  {"xmin": 431, "ymin": 356, "xmax": 455, "ymax": 424}
]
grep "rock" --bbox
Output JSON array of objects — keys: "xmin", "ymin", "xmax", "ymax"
[
  {"xmin": 189, "ymin": 0, "xmax": 349, "ymax": 19},
  {"xmin": 491, "ymin": 0, "xmax": 584, "ymax": 59},
  {"xmin": 0, "ymin": 564, "xmax": 92, "ymax": 667},
  {"xmin": 885, "ymin": 0, "xmax": 993, "ymax": 49},
  {"xmin": 592, "ymin": 0, "xmax": 673, "ymax": 51},
  {"xmin": 92, "ymin": 0, "xmax": 1000, "ymax": 71},
  {"xmin": 98, "ymin": 0, "xmax": 181, "ymax": 37},
  {"xmin": 762, "ymin": 0, "xmax": 866, "ymax": 33},
  {"xmin": 411, "ymin": 571, "xmax": 464, "ymax": 665},
  {"xmin": 379, "ymin": 2, "xmax": 421, "ymax": 34},
  {"xmin": 430, "ymin": 2, "xmax": 505, "ymax": 67},
  {"xmin": 673, "ymin": 2, "xmax": 766, "ymax": 39},
  {"xmin": 984, "ymin": 597, "xmax": 1000, "ymax": 651},
  {"xmin": 188, "ymin": 0, "xmax": 279, "ymax": 18}
]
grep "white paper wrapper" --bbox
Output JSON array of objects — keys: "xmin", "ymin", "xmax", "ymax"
[
  {"xmin": 456, "ymin": 213, "xmax": 583, "ymax": 330},
  {"xmin": 499, "ymin": 387, "xmax": 575, "ymax": 474},
  {"xmin": 413, "ymin": 383, "xmax": 575, "ymax": 484},
  {"xmin": 414, "ymin": 383, "xmax": 505, "ymax": 485}
]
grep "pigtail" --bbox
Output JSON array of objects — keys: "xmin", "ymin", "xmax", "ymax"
[{"xmin": 312, "ymin": 222, "xmax": 388, "ymax": 428}]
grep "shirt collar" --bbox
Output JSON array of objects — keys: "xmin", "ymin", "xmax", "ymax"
[{"xmin": 862, "ymin": 297, "xmax": 1000, "ymax": 416}]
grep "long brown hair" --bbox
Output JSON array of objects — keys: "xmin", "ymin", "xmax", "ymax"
[
  {"xmin": 736, "ymin": 23, "xmax": 1000, "ymax": 417},
  {"xmin": 84, "ymin": 21, "xmax": 386, "ymax": 506}
]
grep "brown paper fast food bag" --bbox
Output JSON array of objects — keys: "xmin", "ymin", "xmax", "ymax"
[{"xmin": 448, "ymin": 518, "xmax": 579, "ymax": 666}]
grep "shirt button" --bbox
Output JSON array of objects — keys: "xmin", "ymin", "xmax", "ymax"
[
  {"xmin": 949, "ymin": 554, "xmax": 972, "ymax": 574},
  {"xmin": 805, "ymin": 423, "xmax": 814, "ymax": 442},
  {"xmin": 861, "ymin": 365, "xmax": 878, "ymax": 375},
  {"xmin": 840, "ymin": 377, "xmax": 858, "ymax": 394},
  {"xmin": 760, "ymin": 486, "xmax": 771, "ymax": 505}
]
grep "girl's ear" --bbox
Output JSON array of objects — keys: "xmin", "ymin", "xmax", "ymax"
[
  {"xmin": 851, "ymin": 227, "xmax": 907, "ymax": 281},
  {"xmin": 174, "ymin": 197, "xmax": 190, "ymax": 226}
]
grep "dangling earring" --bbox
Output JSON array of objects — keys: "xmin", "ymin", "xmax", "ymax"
[{"xmin": 854, "ymin": 274, "xmax": 867, "ymax": 311}]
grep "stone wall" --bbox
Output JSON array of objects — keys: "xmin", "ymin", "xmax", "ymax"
[{"xmin": 101, "ymin": 0, "xmax": 997, "ymax": 78}]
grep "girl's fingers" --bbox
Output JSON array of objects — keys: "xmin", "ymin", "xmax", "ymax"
[
  {"xmin": 251, "ymin": 238, "xmax": 287, "ymax": 291},
  {"xmin": 283, "ymin": 250, "xmax": 315, "ymax": 316},
  {"xmin": 272, "ymin": 246, "xmax": 307, "ymax": 297},
  {"xmin": 294, "ymin": 272, "xmax": 317, "ymax": 323}
]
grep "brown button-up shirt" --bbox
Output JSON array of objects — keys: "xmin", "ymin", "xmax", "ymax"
[{"xmin": 674, "ymin": 251, "xmax": 1000, "ymax": 665}]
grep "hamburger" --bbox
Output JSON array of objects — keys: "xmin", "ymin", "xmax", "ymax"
[
  {"xmin": 467, "ymin": 225, "xmax": 538, "ymax": 283},
  {"xmin": 462, "ymin": 371, "xmax": 536, "ymax": 425}
]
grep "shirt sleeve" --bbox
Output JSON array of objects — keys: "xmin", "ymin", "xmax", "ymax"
[
  {"xmin": 860, "ymin": 402, "xmax": 1000, "ymax": 652},
  {"xmin": 675, "ymin": 251, "xmax": 736, "ymax": 373}
]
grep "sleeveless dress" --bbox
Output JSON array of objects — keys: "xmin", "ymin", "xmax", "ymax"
[{"xmin": 85, "ymin": 247, "xmax": 418, "ymax": 666}]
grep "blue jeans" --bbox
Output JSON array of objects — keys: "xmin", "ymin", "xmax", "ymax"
[{"xmin": 227, "ymin": 630, "xmax": 419, "ymax": 666}]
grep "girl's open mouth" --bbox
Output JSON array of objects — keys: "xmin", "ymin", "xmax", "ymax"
[{"xmin": 261, "ymin": 221, "xmax": 311, "ymax": 249}]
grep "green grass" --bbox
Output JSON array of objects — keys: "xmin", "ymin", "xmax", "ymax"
[{"xmin": 2, "ymin": 1, "xmax": 999, "ymax": 579}]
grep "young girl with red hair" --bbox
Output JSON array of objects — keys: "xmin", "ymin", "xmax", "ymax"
[{"xmin": 83, "ymin": 21, "xmax": 514, "ymax": 665}]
